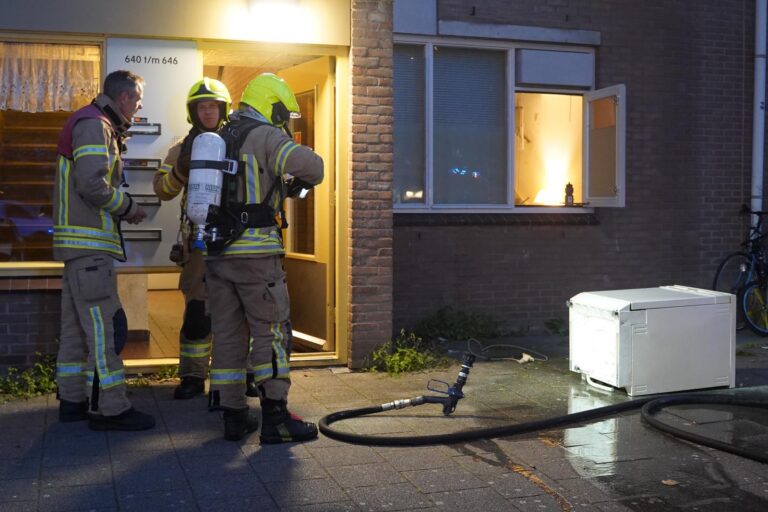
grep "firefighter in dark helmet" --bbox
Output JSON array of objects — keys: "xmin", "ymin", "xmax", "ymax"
[{"xmin": 206, "ymin": 73, "xmax": 324, "ymax": 442}]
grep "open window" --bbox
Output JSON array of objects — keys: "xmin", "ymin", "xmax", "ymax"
[
  {"xmin": 393, "ymin": 40, "xmax": 627, "ymax": 212},
  {"xmin": 514, "ymin": 92, "xmax": 583, "ymax": 206},
  {"xmin": 583, "ymin": 84, "xmax": 626, "ymax": 207}
]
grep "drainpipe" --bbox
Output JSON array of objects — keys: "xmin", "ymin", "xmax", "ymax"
[{"xmin": 751, "ymin": 0, "xmax": 767, "ymax": 228}]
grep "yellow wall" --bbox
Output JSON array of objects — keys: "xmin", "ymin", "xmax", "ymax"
[{"xmin": 0, "ymin": 0, "xmax": 350, "ymax": 46}]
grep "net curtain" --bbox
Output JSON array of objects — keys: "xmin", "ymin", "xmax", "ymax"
[{"xmin": 0, "ymin": 42, "xmax": 100, "ymax": 112}]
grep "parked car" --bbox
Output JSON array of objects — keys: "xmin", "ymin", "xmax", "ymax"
[{"xmin": 0, "ymin": 200, "xmax": 53, "ymax": 261}]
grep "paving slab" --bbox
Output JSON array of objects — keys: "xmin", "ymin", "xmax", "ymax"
[{"xmin": 0, "ymin": 330, "xmax": 766, "ymax": 511}]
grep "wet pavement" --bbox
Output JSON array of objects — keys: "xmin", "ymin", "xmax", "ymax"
[{"xmin": 1, "ymin": 331, "xmax": 767, "ymax": 511}]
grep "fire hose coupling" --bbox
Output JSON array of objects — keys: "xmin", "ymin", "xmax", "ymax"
[{"xmin": 381, "ymin": 397, "xmax": 426, "ymax": 411}]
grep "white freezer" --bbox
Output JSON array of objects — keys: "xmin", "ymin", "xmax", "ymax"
[{"xmin": 568, "ymin": 285, "xmax": 735, "ymax": 396}]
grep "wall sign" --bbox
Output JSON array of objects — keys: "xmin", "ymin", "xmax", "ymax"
[
  {"xmin": 123, "ymin": 158, "xmax": 161, "ymax": 171},
  {"xmin": 128, "ymin": 123, "xmax": 162, "ymax": 136},
  {"xmin": 122, "ymin": 229, "xmax": 162, "ymax": 242},
  {"xmin": 131, "ymin": 194, "xmax": 162, "ymax": 207}
]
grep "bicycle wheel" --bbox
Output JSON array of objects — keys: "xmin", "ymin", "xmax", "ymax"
[
  {"xmin": 712, "ymin": 252, "xmax": 751, "ymax": 294},
  {"xmin": 741, "ymin": 281, "xmax": 768, "ymax": 336}
]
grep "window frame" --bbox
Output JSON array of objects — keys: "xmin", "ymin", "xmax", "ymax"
[
  {"xmin": 584, "ymin": 84, "xmax": 626, "ymax": 208},
  {"xmin": 393, "ymin": 35, "xmax": 622, "ymax": 214},
  {"xmin": 0, "ymin": 35, "xmax": 104, "ymax": 271}
]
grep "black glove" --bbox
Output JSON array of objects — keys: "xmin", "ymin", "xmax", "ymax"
[{"xmin": 285, "ymin": 177, "xmax": 315, "ymax": 199}]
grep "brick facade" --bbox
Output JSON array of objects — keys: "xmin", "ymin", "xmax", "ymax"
[
  {"xmin": 0, "ymin": 279, "xmax": 60, "ymax": 370},
  {"xmin": 393, "ymin": 0, "xmax": 756, "ymax": 333},
  {"xmin": 348, "ymin": 0, "xmax": 394, "ymax": 367},
  {"xmin": 0, "ymin": 0, "xmax": 757, "ymax": 369}
]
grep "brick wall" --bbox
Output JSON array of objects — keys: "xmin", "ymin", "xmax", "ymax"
[
  {"xmin": 348, "ymin": 0, "xmax": 394, "ymax": 367},
  {"xmin": 0, "ymin": 278, "xmax": 61, "ymax": 371},
  {"xmin": 393, "ymin": 0, "xmax": 756, "ymax": 333}
]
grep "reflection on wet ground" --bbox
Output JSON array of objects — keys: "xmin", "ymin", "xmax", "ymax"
[{"xmin": 450, "ymin": 333, "xmax": 768, "ymax": 510}]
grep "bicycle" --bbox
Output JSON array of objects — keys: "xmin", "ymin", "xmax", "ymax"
[{"xmin": 712, "ymin": 206, "xmax": 768, "ymax": 335}]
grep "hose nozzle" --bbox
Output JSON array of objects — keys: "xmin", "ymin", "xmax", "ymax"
[{"xmin": 426, "ymin": 352, "xmax": 476, "ymax": 416}]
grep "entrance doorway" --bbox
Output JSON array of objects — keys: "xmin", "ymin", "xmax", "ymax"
[{"xmin": 129, "ymin": 43, "xmax": 337, "ymax": 363}]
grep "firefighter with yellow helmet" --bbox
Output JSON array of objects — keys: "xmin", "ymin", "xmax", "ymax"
[
  {"xmin": 206, "ymin": 73, "xmax": 324, "ymax": 442},
  {"xmin": 153, "ymin": 77, "xmax": 231, "ymax": 399}
]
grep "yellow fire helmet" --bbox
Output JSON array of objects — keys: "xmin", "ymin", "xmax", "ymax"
[
  {"xmin": 186, "ymin": 77, "xmax": 231, "ymax": 129},
  {"xmin": 240, "ymin": 73, "xmax": 300, "ymax": 127}
]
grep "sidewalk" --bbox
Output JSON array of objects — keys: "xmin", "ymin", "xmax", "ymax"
[{"xmin": 1, "ymin": 332, "xmax": 767, "ymax": 512}]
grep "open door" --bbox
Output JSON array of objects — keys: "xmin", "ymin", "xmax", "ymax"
[
  {"xmin": 279, "ymin": 57, "xmax": 336, "ymax": 356},
  {"xmin": 583, "ymin": 84, "xmax": 626, "ymax": 207}
]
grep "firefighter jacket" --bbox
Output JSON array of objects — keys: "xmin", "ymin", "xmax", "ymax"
[
  {"xmin": 209, "ymin": 110, "xmax": 324, "ymax": 258},
  {"xmin": 154, "ymin": 140, "xmax": 186, "ymax": 201},
  {"xmin": 53, "ymin": 94, "xmax": 138, "ymax": 262}
]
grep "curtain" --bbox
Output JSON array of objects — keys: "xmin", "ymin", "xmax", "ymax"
[
  {"xmin": 433, "ymin": 46, "xmax": 507, "ymax": 205},
  {"xmin": 0, "ymin": 42, "xmax": 100, "ymax": 112}
]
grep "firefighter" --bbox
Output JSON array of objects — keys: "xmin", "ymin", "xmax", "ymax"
[
  {"xmin": 54, "ymin": 70, "xmax": 155, "ymax": 431},
  {"xmin": 153, "ymin": 77, "xmax": 230, "ymax": 400},
  {"xmin": 206, "ymin": 73, "xmax": 324, "ymax": 442}
]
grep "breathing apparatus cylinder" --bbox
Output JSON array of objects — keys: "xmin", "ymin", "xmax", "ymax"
[{"xmin": 185, "ymin": 132, "xmax": 227, "ymax": 249}]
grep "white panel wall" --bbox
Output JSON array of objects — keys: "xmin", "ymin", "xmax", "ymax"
[
  {"xmin": 106, "ymin": 38, "xmax": 202, "ymax": 268},
  {"xmin": 516, "ymin": 49, "xmax": 594, "ymax": 88}
]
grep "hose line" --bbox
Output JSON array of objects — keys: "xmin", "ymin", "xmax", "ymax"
[
  {"xmin": 640, "ymin": 395, "xmax": 768, "ymax": 463},
  {"xmin": 318, "ymin": 394, "xmax": 768, "ymax": 463}
]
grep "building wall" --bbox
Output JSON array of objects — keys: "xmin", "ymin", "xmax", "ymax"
[
  {"xmin": 347, "ymin": 0, "xmax": 394, "ymax": 367},
  {"xmin": 393, "ymin": 0, "xmax": 755, "ymax": 333},
  {"xmin": 0, "ymin": 0, "xmax": 754, "ymax": 368},
  {"xmin": 0, "ymin": 279, "xmax": 60, "ymax": 371},
  {"xmin": 0, "ymin": 1, "xmax": 380, "ymax": 371}
]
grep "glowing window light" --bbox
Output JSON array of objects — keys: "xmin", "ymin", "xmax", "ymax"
[
  {"xmin": 226, "ymin": 0, "xmax": 312, "ymax": 43},
  {"xmin": 404, "ymin": 190, "xmax": 423, "ymax": 199},
  {"xmin": 534, "ymin": 144, "xmax": 569, "ymax": 205}
]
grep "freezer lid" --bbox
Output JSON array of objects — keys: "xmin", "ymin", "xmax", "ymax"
[{"xmin": 569, "ymin": 285, "xmax": 732, "ymax": 312}]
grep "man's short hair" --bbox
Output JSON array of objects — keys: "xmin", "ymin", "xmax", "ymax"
[{"xmin": 103, "ymin": 70, "xmax": 144, "ymax": 101}]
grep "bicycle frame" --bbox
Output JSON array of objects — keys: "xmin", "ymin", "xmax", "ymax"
[{"xmin": 734, "ymin": 207, "xmax": 768, "ymax": 335}]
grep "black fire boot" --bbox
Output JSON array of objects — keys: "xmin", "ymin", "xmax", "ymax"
[
  {"xmin": 245, "ymin": 373, "xmax": 259, "ymax": 397},
  {"xmin": 59, "ymin": 399, "xmax": 89, "ymax": 422},
  {"xmin": 208, "ymin": 390, "xmax": 223, "ymax": 412},
  {"xmin": 223, "ymin": 408, "xmax": 260, "ymax": 441},
  {"xmin": 88, "ymin": 408, "xmax": 155, "ymax": 431},
  {"xmin": 259, "ymin": 399, "xmax": 318, "ymax": 444},
  {"xmin": 173, "ymin": 376, "xmax": 205, "ymax": 400}
]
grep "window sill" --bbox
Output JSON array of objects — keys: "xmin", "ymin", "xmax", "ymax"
[
  {"xmin": 394, "ymin": 204, "xmax": 593, "ymax": 213},
  {"xmin": 0, "ymin": 262, "xmax": 64, "ymax": 277},
  {"xmin": 394, "ymin": 210, "xmax": 599, "ymax": 227}
]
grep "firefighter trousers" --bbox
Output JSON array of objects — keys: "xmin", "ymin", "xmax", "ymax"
[
  {"xmin": 57, "ymin": 254, "xmax": 132, "ymax": 416},
  {"xmin": 178, "ymin": 248, "xmax": 212, "ymax": 379},
  {"xmin": 207, "ymin": 255, "xmax": 292, "ymax": 410}
]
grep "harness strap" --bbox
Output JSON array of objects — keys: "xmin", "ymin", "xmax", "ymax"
[
  {"xmin": 189, "ymin": 160, "xmax": 232, "ymax": 171},
  {"xmin": 204, "ymin": 117, "xmax": 292, "ymax": 255}
]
